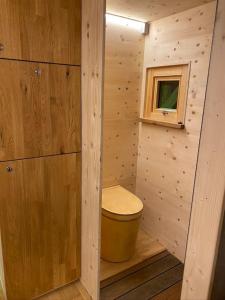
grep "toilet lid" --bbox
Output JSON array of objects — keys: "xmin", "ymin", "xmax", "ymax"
[{"xmin": 102, "ymin": 185, "xmax": 143, "ymax": 216}]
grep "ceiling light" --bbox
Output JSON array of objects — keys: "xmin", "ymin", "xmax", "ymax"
[{"xmin": 106, "ymin": 13, "xmax": 146, "ymax": 34}]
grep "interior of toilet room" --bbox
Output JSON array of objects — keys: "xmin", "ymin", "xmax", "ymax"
[{"xmin": 103, "ymin": 0, "xmax": 217, "ymax": 262}]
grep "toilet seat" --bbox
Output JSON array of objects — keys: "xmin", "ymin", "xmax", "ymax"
[{"xmin": 102, "ymin": 185, "xmax": 143, "ymax": 221}]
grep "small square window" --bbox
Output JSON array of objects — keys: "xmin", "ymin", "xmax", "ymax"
[
  {"xmin": 157, "ymin": 80, "xmax": 179, "ymax": 110},
  {"xmin": 141, "ymin": 64, "xmax": 189, "ymax": 128}
]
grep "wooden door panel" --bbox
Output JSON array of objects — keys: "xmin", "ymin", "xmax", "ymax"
[
  {"xmin": 0, "ymin": 0, "xmax": 81, "ymax": 65},
  {"xmin": 0, "ymin": 59, "xmax": 81, "ymax": 161},
  {"xmin": 0, "ymin": 153, "xmax": 81, "ymax": 300}
]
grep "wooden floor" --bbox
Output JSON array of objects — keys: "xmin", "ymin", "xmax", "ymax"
[
  {"xmin": 37, "ymin": 281, "xmax": 91, "ymax": 300},
  {"xmin": 0, "ymin": 281, "xmax": 91, "ymax": 300},
  {"xmin": 100, "ymin": 251, "xmax": 183, "ymax": 300},
  {"xmin": 1, "ymin": 231, "xmax": 179, "ymax": 300},
  {"xmin": 100, "ymin": 230, "xmax": 166, "ymax": 282}
]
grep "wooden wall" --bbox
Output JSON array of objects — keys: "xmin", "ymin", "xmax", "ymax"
[
  {"xmin": 136, "ymin": 1, "xmax": 217, "ymax": 261},
  {"xmin": 103, "ymin": 21, "xmax": 144, "ymax": 192},
  {"xmin": 81, "ymin": 1, "xmax": 105, "ymax": 300},
  {"xmin": 181, "ymin": 0, "xmax": 225, "ymax": 298}
]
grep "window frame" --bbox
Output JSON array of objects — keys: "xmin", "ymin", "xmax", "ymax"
[{"xmin": 142, "ymin": 64, "xmax": 190, "ymax": 128}]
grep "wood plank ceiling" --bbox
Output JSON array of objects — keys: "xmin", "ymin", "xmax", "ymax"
[{"xmin": 106, "ymin": 0, "xmax": 214, "ymax": 21}]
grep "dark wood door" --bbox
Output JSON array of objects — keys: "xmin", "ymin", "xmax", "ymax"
[
  {"xmin": 0, "ymin": 59, "xmax": 81, "ymax": 161},
  {"xmin": 0, "ymin": 0, "xmax": 81, "ymax": 65},
  {"xmin": 0, "ymin": 153, "xmax": 81, "ymax": 300}
]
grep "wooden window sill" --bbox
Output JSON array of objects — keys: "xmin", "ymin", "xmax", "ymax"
[{"xmin": 139, "ymin": 118, "xmax": 185, "ymax": 129}]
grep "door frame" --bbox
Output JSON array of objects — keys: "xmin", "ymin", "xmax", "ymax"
[
  {"xmin": 181, "ymin": 0, "xmax": 225, "ymax": 299},
  {"xmin": 81, "ymin": 0, "xmax": 225, "ymax": 299},
  {"xmin": 81, "ymin": 1, "xmax": 105, "ymax": 300}
]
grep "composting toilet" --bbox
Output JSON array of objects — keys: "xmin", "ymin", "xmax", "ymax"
[{"xmin": 101, "ymin": 185, "xmax": 143, "ymax": 262}]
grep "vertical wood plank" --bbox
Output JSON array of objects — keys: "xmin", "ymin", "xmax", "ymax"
[
  {"xmin": 181, "ymin": 0, "xmax": 225, "ymax": 299},
  {"xmin": 81, "ymin": 0, "xmax": 105, "ymax": 299}
]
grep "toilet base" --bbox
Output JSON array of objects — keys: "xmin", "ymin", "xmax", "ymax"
[{"xmin": 101, "ymin": 214, "xmax": 141, "ymax": 263}]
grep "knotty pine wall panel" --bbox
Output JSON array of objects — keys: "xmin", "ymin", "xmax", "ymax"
[
  {"xmin": 107, "ymin": 0, "xmax": 214, "ymax": 22},
  {"xmin": 136, "ymin": 2, "xmax": 217, "ymax": 261},
  {"xmin": 103, "ymin": 22, "xmax": 144, "ymax": 192},
  {"xmin": 81, "ymin": 0, "xmax": 105, "ymax": 299}
]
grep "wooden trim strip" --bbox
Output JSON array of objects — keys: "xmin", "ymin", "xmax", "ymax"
[
  {"xmin": 139, "ymin": 118, "xmax": 185, "ymax": 129},
  {"xmin": 0, "ymin": 57, "xmax": 81, "ymax": 67}
]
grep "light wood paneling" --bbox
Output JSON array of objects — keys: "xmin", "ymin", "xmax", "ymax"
[
  {"xmin": 181, "ymin": 0, "xmax": 225, "ymax": 299},
  {"xmin": 81, "ymin": 1, "xmax": 105, "ymax": 300},
  {"xmin": 100, "ymin": 229, "xmax": 165, "ymax": 282},
  {"xmin": 136, "ymin": 2, "xmax": 216, "ymax": 261},
  {"xmin": 106, "ymin": 0, "xmax": 214, "ymax": 22},
  {"xmin": 0, "ymin": 0, "xmax": 81, "ymax": 65},
  {"xmin": 0, "ymin": 153, "xmax": 81, "ymax": 300},
  {"xmin": 0, "ymin": 60, "xmax": 81, "ymax": 161},
  {"xmin": 103, "ymin": 20, "xmax": 144, "ymax": 192}
]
